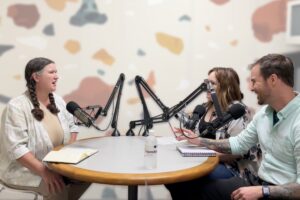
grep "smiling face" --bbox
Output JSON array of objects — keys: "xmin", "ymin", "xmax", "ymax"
[
  {"xmin": 250, "ymin": 64, "xmax": 271, "ymax": 105},
  {"xmin": 33, "ymin": 63, "xmax": 59, "ymax": 94}
]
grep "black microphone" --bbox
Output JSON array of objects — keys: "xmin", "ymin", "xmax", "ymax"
[
  {"xmin": 199, "ymin": 103, "xmax": 246, "ymax": 137},
  {"xmin": 66, "ymin": 101, "xmax": 100, "ymax": 130},
  {"xmin": 175, "ymin": 105, "xmax": 206, "ymax": 130}
]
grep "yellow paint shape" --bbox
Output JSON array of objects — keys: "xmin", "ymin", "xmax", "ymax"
[
  {"xmin": 156, "ymin": 32, "xmax": 183, "ymax": 55},
  {"xmin": 93, "ymin": 49, "xmax": 115, "ymax": 66},
  {"xmin": 64, "ymin": 40, "xmax": 81, "ymax": 54},
  {"xmin": 45, "ymin": 0, "xmax": 78, "ymax": 11}
]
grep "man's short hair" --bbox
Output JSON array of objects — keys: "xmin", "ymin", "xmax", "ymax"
[{"xmin": 249, "ymin": 54, "xmax": 294, "ymax": 87}]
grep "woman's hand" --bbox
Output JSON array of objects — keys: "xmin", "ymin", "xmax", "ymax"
[
  {"xmin": 17, "ymin": 152, "xmax": 65, "ymax": 194},
  {"xmin": 174, "ymin": 127, "xmax": 202, "ymax": 146},
  {"xmin": 41, "ymin": 167, "xmax": 65, "ymax": 194}
]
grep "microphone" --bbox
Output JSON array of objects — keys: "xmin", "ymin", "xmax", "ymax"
[
  {"xmin": 175, "ymin": 105, "xmax": 206, "ymax": 130},
  {"xmin": 66, "ymin": 101, "xmax": 100, "ymax": 130},
  {"xmin": 199, "ymin": 103, "xmax": 246, "ymax": 137},
  {"xmin": 207, "ymin": 81, "xmax": 223, "ymax": 119}
]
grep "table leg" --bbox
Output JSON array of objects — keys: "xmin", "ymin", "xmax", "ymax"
[{"xmin": 128, "ymin": 185, "xmax": 138, "ymax": 200}]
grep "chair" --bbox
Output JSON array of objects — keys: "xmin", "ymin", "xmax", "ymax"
[{"xmin": 0, "ymin": 180, "xmax": 40, "ymax": 200}]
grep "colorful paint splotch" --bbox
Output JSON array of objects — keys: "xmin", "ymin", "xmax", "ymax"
[
  {"xmin": 43, "ymin": 24, "xmax": 55, "ymax": 36},
  {"xmin": 0, "ymin": 45, "xmax": 14, "ymax": 56},
  {"xmin": 45, "ymin": 0, "xmax": 78, "ymax": 11},
  {"xmin": 64, "ymin": 40, "xmax": 81, "ymax": 54},
  {"xmin": 64, "ymin": 76, "xmax": 113, "ymax": 108},
  {"xmin": 179, "ymin": 15, "xmax": 191, "ymax": 22},
  {"xmin": 93, "ymin": 49, "xmax": 115, "ymax": 66},
  {"xmin": 252, "ymin": 0, "xmax": 287, "ymax": 42},
  {"xmin": 210, "ymin": 0, "xmax": 230, "ymax": 5},
  {"xmin": 70, "ymin": 0, "xmax": 107, "ymax": 26},
  {"xmin": 156, "ymin": 32, "xmax": 184, "ymax": 55},
  {"xmin": 0, "ymin": 94, "xmax": 11, "ymax": 104},
  {"xmin": 7, "ymin": 4, "xmax": 40, "ymax": 29}
]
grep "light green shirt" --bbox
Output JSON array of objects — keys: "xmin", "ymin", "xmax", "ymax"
[{"xmin": 229, "ymin": 94, "xmax": 300, "ymax": 185}]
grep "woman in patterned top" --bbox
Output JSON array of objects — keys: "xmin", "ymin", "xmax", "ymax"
[
  {"xmin": 166, "ymin": 67, "xmax": 261, "ymax": 200},
  {"xmin": 0, "ymin": 57, "xmax": 90, "ymax": 200}
]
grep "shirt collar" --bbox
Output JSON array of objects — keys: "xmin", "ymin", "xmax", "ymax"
[{"xmin": 264, "ymin": 92, "xmax": 300, "ymax": 119}]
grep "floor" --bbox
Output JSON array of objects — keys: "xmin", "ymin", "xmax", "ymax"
[{"xmin": 0, "ymin": 183, "xmax": 172, "ymax": 200}]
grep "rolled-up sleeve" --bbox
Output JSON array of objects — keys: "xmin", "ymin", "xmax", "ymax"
[
  {"xmin": 2, "ymin": 104, "xmax": 30, "ymax": 160},
  {"xmin": 67, "ymin": 111, "xmax": 78, "ymax": 133}
]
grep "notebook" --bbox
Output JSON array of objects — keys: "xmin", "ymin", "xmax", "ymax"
[
  {"xmin": 43, "ymin": 147, "xmax": 98, "ymax": 164},
  {"xmin": 177, "ymin": 145, "xmax": 216, "ymax": 157}
]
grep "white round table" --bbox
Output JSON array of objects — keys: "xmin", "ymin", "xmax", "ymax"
[{"xmin": 48, "ymin": 136, "xmax": 218, "ymax": 200}]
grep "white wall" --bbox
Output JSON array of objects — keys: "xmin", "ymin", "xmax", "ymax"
[{"xmin": 0, "ymin": 0, "xmax": 300, "ymax": 138}]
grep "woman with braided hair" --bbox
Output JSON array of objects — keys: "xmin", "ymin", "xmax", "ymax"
[{"xmin": 0, "ymin": 57, "xmax": 90, "ymax": 199}]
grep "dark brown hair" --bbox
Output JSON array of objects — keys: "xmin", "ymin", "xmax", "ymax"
[
  {"xmin": 249, "ymin": 54, "xmax": 294, "ymax": 87},
  {"xmin": 207, "ymin": 67, "xmax": 243, "ymax": 112},
  {"xmin": 25, "ymin": 57, "xmax": 60, "ymax": 121}
]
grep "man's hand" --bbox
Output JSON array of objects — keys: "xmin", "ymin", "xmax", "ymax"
[{"xmin": 231, "ymin": 186, "xmax": 262, "ymax": 200}]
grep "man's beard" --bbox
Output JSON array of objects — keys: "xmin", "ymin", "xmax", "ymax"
[{"xmin": 257, "ymin": 93, "xmax": 267, "ymax": 105}]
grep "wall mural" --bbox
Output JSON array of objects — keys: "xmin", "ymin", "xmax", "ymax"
[
  {"xmin": 0, "ymin": 0, "xmax": 296, "ymax": 135},
  {"xmin": 1, "ymin": 0, "xmax": 298, "ymax": 199}
]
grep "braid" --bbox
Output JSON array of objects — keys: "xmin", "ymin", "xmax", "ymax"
[
  {"xmin": 47, "ymin": 93, "xmax": 60, "ymax": 114},
  {"xmin": 28, "ymin": 80, "xmax": 44, "ymax": 121}
]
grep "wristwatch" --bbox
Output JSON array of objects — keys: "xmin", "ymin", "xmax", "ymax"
[{"xmin": 262, "ymin": 185, "xmax": 270, "ymax": 199}]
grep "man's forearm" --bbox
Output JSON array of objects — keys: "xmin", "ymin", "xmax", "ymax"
[
  {"xmin": 270, "ymin": 183, "xmax": 300, "ymax": 199},
  {"xmin": 199, "ymin": 138, "xmax": 232, "ymax": 154}
]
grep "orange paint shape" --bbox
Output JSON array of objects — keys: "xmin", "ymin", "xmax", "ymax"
[
  {"xmin": 45, "ymin": 0, "xmax": 78, "ymax": 11},
  {"xmin": 156, "ymin": 32, "xmax": 184, "ymax": 55},
  {"xmin": 64, "ymin": 40, "xmax": 81, "ymax": 54},
  {"xmin": 93, "ymin": 49, "xmax": 115, "ymax": 66}
]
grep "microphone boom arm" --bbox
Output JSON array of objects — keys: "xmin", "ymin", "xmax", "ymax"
[
  {"xmin": 97, "ymin": 73, "xmax": 125, "ymax": 136},
  {"xmin": 128, "ymin": 76, "xmax": 169, "ymax": 135},
  {"xmin": 126, "ymin": 79, "xmax": 207, "ymax": 136},
  {"xmin": 165, "ymin": 81, "xmax": 207, "ymax": 119}
]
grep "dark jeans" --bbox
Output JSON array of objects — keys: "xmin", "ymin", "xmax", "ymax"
[
  {"xmin": 166, "ymin": 176, "xmax": 251, "ymax": 200},
  {"xmin": 206, "ymin": 163, "xmax": 235, "ymax": 180},
  {"xmin": 165, "ymin": 163, "xmax": 249, "ymax": 200}
]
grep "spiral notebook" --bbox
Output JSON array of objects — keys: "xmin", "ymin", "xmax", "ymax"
[{"xmin": 177, "ymin": 145, "xmax": 216, "ymax": 157}]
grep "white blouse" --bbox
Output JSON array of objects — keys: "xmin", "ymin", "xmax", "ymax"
[{"xmin": 0, "ymin": 92, "xmax": 78, "ymax": 187}]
